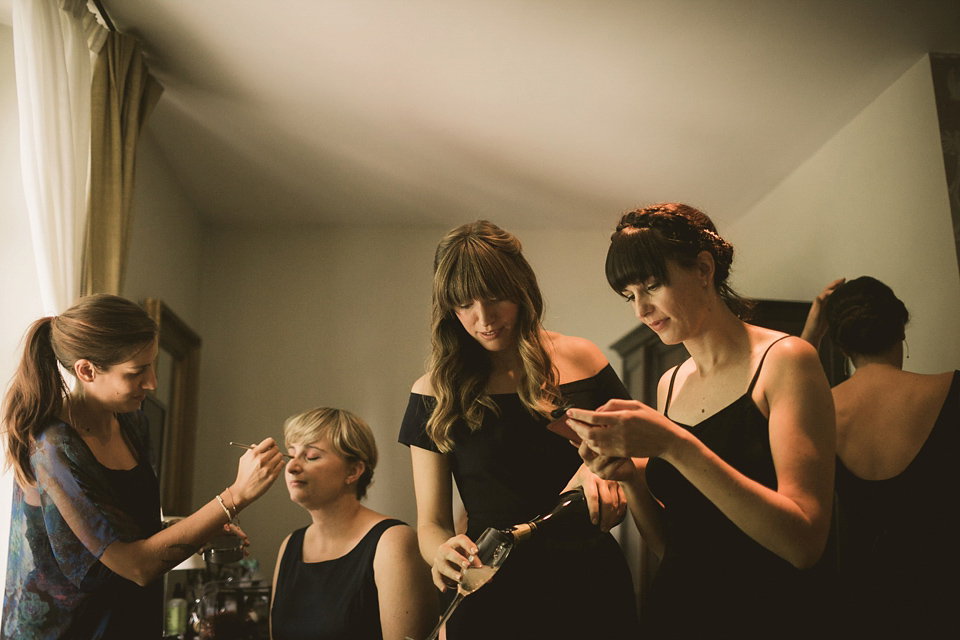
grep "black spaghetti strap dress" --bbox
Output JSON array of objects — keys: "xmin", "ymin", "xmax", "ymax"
[{"xmin": 643, "ymin": 337, "xmax": 824, "ymax": 638}]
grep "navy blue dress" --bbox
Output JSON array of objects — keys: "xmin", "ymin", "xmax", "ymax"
[
  {"xmin": 399, "ymin": 364, "xmax": 640, "ymax": 640},
  {"xmin": 644, "ymin": 338, "xmax": 824, "ymax": 638},
  {"xmin": 271, "ymin": 519, "xmax": 405, "ymax": 640},
  {"xmin": 833, "ymin": 371, "xmax": 959, "ymax": 637}
]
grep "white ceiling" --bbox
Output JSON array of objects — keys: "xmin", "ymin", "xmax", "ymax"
[{"xmin": 3, "ymin": 1, "xmax": 960, "ymax": 230}]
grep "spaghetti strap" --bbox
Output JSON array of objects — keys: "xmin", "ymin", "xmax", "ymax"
[
  {"xmin": 664, "ymin": 364, "xmax": 682, "ymax": 419},
  {"xmin": 746, "ymin": 335, "xmax": 790, "ymax": 395}
]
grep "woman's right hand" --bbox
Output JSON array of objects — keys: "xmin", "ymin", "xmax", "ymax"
[
  {"xmin": 229, "ymin": 437, "xmax": 285, "ymax": 510},
  {"xmin": 431, "ymin": 534, "xmax": 478, "ymax": 592},
  {"xmin": 800, "ymin": 277, "xmax": 845, "ymax": 347}
]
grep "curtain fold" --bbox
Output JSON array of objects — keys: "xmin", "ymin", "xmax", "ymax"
[
  {"xmin": 12, "ymin": 0, "xmax": 94, "ymax": 315},
  {"xmin": 82, "ymin": 30, "xmax": 163, "ymax": 296}
]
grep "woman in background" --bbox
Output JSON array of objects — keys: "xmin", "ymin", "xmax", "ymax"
[
  {"xmin": 271, "ymin": 407, "xmax": 436, "ymax": 640},
  {"xmin": 3, "ymin": 294, "xmax": 284, "ymax": 640},
  {"xmin": 567, "ymin": 204, "xmax": 835, "ymax": 638},
  {"xmin": 803, "ymin": 276, "xmax": 957, "ymax": 636},
  {"xmin": 400, "ymin": 220, "xmax": 639, "ymax": 639}
]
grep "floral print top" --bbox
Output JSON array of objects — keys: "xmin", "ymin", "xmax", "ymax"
[{"xmin": 3, "ymin": 411, "xmax": 162, "ymax": 639}]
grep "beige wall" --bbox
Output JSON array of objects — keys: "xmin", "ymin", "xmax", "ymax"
[
  {"xmin": 728, "ymin": 54, "xmax": 960, "ymax": 372},
  {"xmin": 123, "ymin": 129, "xmax": 205, "ymax": 328}
]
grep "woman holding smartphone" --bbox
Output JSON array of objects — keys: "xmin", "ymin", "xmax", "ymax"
[{"xmin": 566, "ymin": 204, "xmax": 836, "ymax": 638}]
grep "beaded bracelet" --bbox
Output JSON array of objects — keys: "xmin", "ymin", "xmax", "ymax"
[{"xmin": 215, "ymin": 493, "xmax": 233, "ymax": 523}]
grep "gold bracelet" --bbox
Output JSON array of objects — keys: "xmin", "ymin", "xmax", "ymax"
[
  {"xmin": 224, "ymin": 486, "xmax": 239, "ymax": 518},
  {"xmin": 215, "ymin": 493, "xmax": 233, "ymax": 523}
]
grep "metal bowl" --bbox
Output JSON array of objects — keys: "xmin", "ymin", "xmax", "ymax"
[{"xmin": 202, "ymin": 535, "xmax": 244, "ymax": 564}]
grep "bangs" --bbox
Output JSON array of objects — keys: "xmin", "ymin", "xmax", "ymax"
[
  {"xmin": 284, "ymin": 414, "xmax": 330, "ymax": 450},
  {"xmin": 605, "ymin": 228, "xmax": 672, "ymax": 295},
  {"xmin": 435, "ymin": 238, "xmax": 519, "ymax": 309}
]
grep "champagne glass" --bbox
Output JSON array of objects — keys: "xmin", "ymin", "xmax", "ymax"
[{"xmin": 420, "ymin": 527, "xmax": 514, "ymax": 640}]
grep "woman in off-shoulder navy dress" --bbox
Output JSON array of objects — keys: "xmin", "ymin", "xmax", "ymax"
[{"xmin": 399, "ymin": 220, "xmax": 639, "ymax": 640}]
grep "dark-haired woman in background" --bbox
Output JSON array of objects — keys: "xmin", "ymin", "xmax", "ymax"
[
  {"xmin": 803, "ymin": 276, "xmax": 957, "ymax": 637},
  {"xmin": 567, "ymin": 203, "xmax": 836, "ymax": 638},
  {"xmin": 3, "ymin": 294, "xmax": 284, "ymax": 640}
]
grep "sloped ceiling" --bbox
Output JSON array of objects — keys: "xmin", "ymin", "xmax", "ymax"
[{"xmin": 3, "ymin": 1, "xmax": 960, "ymax": 230}]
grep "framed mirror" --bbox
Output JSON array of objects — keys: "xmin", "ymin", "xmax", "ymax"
[{"xmin": 143, "ymin": 299, "xmax": 202, "ymax": 516}]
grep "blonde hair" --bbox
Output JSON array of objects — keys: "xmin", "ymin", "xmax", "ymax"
[
  {"xmin": 283, "ymin": 407, "xmax": 378, "ymax": 499},
  {"xmin": 426, "ymin": 220, "xmax": 560, "ymax": 452}
]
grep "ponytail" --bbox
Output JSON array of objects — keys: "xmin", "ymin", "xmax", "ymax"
[
  {"xmin": 3, "ymin": 317, "xmax": 68, "ymax": 486},
  {"xmin": 3, "ymin": 294, "xmax": 158, "ymax": 486}
]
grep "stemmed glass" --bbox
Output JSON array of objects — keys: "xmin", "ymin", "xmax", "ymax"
[{"xmin": 419, "ymin": 527, "xmax": 514, "ymax": 640}]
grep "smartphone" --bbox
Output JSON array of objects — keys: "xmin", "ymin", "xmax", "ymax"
[{"xmin": 546, "ymin": 404, "xmax": 581, "ymax": 444}]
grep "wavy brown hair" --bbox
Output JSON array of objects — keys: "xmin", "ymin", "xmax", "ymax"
[
  {"xmin": 3, "ymin": 294, "xmax": 157, "ymax": 487},
  {"xmin": 426, "ymin": 221, "xmax": 560, "ymax": 452}
]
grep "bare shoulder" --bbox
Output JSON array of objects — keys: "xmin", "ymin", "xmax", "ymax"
[
  {"xmin": 545, "ymin": 331, "xmax": 609, "ymax": 381},
  {"xmin": 275, "ymin": 532, "xmax": 293, "ymax": 562},
  {"xmin": 656, "ymin": 358, "xmax": 692, "ymax": 411},
  {"xmin": 754, "ymin": 328, "xmax": 822, "ymax": 372},
  {"xmin": 411, "ymin": 372, "xmax": 435, "ymax": 396},
  {"xmin": 656, "ymin": 357, "xmax": 692, "ymax": 390},
  {"xmin": 749, "ymin": 328, "xmax": 831, "ymax": 410},
  {"xmin": 374, "ymin": 521, "xmax": 418, "ymax": 565}
]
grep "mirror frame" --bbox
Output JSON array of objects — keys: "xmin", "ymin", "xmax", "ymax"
[{"xmin": 143, "ymin": 298, "xmax": 202, "ymax": 515}]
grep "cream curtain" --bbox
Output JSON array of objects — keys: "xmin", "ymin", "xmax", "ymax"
[
  {"xmin": 12, "ymin": 0, "xmax": 96, "ymax": 315},
  {"xmin": 3, "ymin": 0, "xmax": 105, "ymax": 596},
  {"xmin": 81, "ymin": 30, "xmax": 163, "ymax": 296}
]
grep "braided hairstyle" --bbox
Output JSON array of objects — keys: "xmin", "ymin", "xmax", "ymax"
[
  {"xmin": 824, "ymin": 276, "xmax": 909, "ymax": 357},
  {"xmin": 606, "ymin": 203, "xmax": 752, "ymax": 317}
]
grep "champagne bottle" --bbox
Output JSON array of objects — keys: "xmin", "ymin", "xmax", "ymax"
[{"xmin": 507, "ymin": 486, "xmax": 602, "ymax": 543}]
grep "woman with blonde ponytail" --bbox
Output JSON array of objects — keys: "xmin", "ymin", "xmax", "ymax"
[
  {"xmin": 398, "ymin": 221, "xmax": 640, "ymax": 639},
  {"xmin": 2, "ymin": 294, "xmax": 284, "ymax": 639}
]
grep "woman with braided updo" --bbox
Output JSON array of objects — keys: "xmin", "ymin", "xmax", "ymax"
[
  {"xmin": 564, "ymin": 203, "xmax": 836, "ymax": 637},
  {"xmin": 803, "ymin": 276, "xmax": 957, "ymax": 637}
]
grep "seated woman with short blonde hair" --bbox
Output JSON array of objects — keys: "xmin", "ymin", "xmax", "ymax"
[{"xmin": 270, "ymin": 407, "xmax": 436, "ymax": 640}]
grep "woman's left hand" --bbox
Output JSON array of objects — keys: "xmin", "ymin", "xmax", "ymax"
[
  {"xmin": 564, "ymin": 464, "xmax": 626, "ymax": 531},
  {"xmin": 223, "ymin": 523, "xmax": 251, "ymax": 555},
  {"xmin": 567, "ymin": 398, "xmax": 683, "ymax": 460}
]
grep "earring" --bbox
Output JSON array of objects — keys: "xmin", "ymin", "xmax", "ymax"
[{"xmin": 904, "ymin": 340, "xmax": 910, "ymax": 359}]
